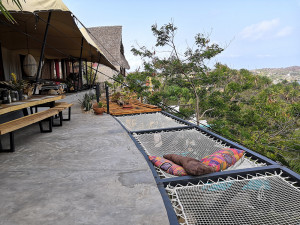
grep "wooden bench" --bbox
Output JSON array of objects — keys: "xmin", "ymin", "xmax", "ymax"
[
  {"xmin": 49, "ymin": 102, "xmax": 73, "ymax": 126},
  {"xmin": 54, "ymin": 102, "xmax": 73, "ymax": 121},
  {"xmin": 0, "ymin": 108, "xmax": 60, "ymax": 152},
  {"xmin": 30, "ymin": 102, "xmax": 73, "ymax": 126}
]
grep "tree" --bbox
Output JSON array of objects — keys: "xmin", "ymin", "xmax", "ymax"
[
  {"xmin": 0, "ymin": 0, "xmax": 24, "ymax": 23},
  {"xmin": 132, "ymin": 21, "xmax": 223, "ymax": 125}
]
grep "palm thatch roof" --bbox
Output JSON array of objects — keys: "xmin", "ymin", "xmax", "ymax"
[{"xmin": 87, "ymin": 26, "xmax": 130, "ymax": 70}]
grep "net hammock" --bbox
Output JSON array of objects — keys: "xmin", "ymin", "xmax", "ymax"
[
  {"xmin": 115, "ymin": 112, "xmax": 188, "ymax": 131},
  {"xmin": 166, "ymin": 171, "xmax": 300, "ymax": 225},
  {"xmin": 133, "ymin": 128, "xmax": 266, "ymax": 178}
]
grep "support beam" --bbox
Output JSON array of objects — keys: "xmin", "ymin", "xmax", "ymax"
[
  {"xmin": 71, "ymin": 59, "xmax": 75, "ymax": 74},
  {"xmin": 105, "ymin": 83, "xmax": 110, "ymax": 114},
  {"xmin": 34, "ymin": 12, "xmax": 52, "ymax": 94},
  {"xmin": 0, "ymin": 42, "xmax": 5, "ymax": 81},
  {"xmin": 85, "ymin": 59, "xmax": 88, "ymax": 87},
  {"xmin": 92, "ymin": 57, "xmax": 101, "ymax": 87},
  {"xmin": 77, "ymin": 37, "xmax": 84, "ymax": 92},
  {"xmin": 96, "ymin": 83, "xmax": 100, "ymax": 103},
  {"xmin": 61, "ymin": 59, "xmax": 65, "ymax": 80}
]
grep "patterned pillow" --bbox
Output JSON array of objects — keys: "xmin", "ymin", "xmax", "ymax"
[
  {"xmin": 200, "ymin": 148, "xmax": 245, "ymax": 172},
  {"xmin": 148, "ymin": 156, "xmax": 188, "ymax": 176}
]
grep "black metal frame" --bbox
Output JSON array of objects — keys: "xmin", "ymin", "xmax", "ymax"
[
  {"xmin": 52, "ymin": 111, "xmax": 63, "ymax": 127},
  {"xmin": 105, "ymin": 83, "xmax": 110, "ymax": 114},
  {"xmin": 34, "ymin": 12, "xmax": 52, "ymax": 94},
  {"xmin": 113, "ymin": 111, "xmax": 300, "ymax": 225},
  {"xmin": 0, "ymin": 115, "xmax": 55, "ymax": 152},
  {"xmin": 39, "ymin": 117, "xmax": 53, "ymax": 133},
  {"xmin": 158, "ymin": 166, "xmax": 300, "ymax": 225},
  {"xmin": 0, "ymin": 132, "xmax": 15, "ymax": 152},
  {"xmin": 113, "ymin": 111, "xmax": 193, "ymax": 133},
  {"xmin": 62, "ymin": 107, "xmax": 71, "ymax": 121}
]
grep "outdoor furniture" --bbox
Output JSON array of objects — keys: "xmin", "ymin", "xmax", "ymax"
[
  {"xmin": 54, "ymin": 102, "xmax": 73, "ymax": 121},
  {"xmin": 0, "ymin": 95, "xmax": 65, "ymax": 152},
  {"xmin": 50, "ymin": 102, "xmax": 73, "ymax": 126}
]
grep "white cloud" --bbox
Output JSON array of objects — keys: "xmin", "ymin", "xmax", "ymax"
[
  {"xmin": 240, "ymin": 19, "xmax": 280, "ymax": 40},
  {"xmin": 276, "ymin": 26, "xmax": 293, "ymax": 37}
]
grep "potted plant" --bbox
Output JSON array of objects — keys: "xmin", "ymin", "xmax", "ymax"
[
  {"xmin": 122, "ymin": 91, "xmax": 133, "ymax": 109},
  {"xmin": 79, "ymin": 93, "xmax": 93, "ymax": 112},
  {"xmin": 111, "ymin": 91, "xmax": 121, "ymax": 103},
  {"xmin": 93, "ymin": 101, "xmax": 105, "ymax": 115},
  {"xmin": 10, "ymin": 73, "xmax": 28, "ymax": 100}
]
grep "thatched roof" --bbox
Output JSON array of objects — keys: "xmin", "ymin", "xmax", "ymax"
[{"xmin": 87, "ymin": 26, "xmax": 130, "ymax": 69}]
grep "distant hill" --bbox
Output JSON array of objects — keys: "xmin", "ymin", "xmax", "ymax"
[{"xmin": 251, "ymin": 66, "xmax": 300, "ymax": 84}]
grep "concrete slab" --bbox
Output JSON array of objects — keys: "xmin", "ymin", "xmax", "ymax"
[{"xmin": 0, "ymin": 98, "xmax": 169, "ymax": 225}]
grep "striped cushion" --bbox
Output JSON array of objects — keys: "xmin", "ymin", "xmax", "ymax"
[
  {"xmin": 149, "ymin": 156, "xmax": 188, "ymax": 176},
  {"xmin": 200, "ymin": 148, "xmax": 245, "ymax": 172}
]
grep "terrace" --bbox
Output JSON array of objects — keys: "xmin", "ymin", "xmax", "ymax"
[
  {"xmin": 0, "ymin": 1, "xmax": 299, "ymax": 224},
  {"xmin": 0, "ymin": 91, "xmax": 299, "ymax": 225},
  {"xmin": 0, "ymin": 92, "xmax": 169, "ymax": 225}
]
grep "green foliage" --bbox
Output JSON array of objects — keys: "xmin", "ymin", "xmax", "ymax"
[
  {"xmin": 97, "ymin": 102, "xmax": 103, "ymax": 108},
  {"xmin": 205, "ymin": 67, "xmax": 300, "ymax": 173},
  {"xmin": 130, "ymin": 21, "xmax": 300, "ymax": 174},
  {"xmin": 0, "ymin": 0, "xmax": 24, "ymax": 23},
  {"xmin": 132, "ymin": 21, "xmax": 223, "ymax": 124},
  {"xmin": 78, "ymin": 93, "xmax": 94, "ymax": 111},
  {"xmin": 83, "ymin": 62, "xmax": 97, "ymax": 84}
]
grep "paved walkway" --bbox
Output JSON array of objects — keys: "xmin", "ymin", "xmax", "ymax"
[{"xmin": 0, "ymin": 100, "xmax": 169, "ymax": 225}]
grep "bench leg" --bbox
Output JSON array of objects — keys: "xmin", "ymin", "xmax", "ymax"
[
  {"xmin": 39, "ymin": 117, "xmax": 53, "ymax": 133},
  {"xmin": 0, "ymin": 132, "xmax": 15, "ymax": 153},
  {"xmin": 53, "ymin": 112, "xmax": 63, "ymax": 127},
  {"xmin": 63, "ymin": 107, "xmax": 71, "ymax": 121},
  {"xmin": 23, "ymin": 108, "xmax": 29, "ymax": 116},
  {"xmin": 29, "ymin": 106, "xmax": 38, "ymax": 114}
]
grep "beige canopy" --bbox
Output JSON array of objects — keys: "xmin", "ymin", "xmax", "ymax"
[{"xmin": 0, "ymin": 0, "xmax": 116, "ymax": 70}]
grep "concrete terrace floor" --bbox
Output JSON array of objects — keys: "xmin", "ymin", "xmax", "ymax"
[{"xmin": 0, "ymin": 94, "xmax": 169, "ymax": 225}]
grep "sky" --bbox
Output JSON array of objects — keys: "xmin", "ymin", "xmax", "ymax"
[{"xmin": 64, "ymin": 0, "xmax": 300, "ymax": 72}]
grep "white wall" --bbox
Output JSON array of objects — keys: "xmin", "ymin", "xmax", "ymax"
[{"xmin": 1, "ymin": 47, "xmax": 22, "ymax": 81}]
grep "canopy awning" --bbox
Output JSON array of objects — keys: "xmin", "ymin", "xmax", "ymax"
[{"xmin": 0, "ymin": 0, "xmax": 117, "ymax": 71}]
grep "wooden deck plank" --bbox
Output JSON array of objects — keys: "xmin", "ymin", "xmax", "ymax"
[{"xmin": 105, "ymin": 101, "xmax": 161, "ymax": 116}]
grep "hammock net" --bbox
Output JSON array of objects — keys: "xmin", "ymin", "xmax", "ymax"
[
  {"xmin": 115, "ymin": 112, "xmax": 188, "ymax": 131},
  {"xmin": 166, "ymin": 171, "xmax": 300, "ymax": 225},
  {"xmin": 133, "ymin": 128, "xmax": 266, "ymax": 178}
]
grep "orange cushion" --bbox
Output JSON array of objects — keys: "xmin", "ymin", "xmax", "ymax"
[
  {"xmin": 148, "ymin": 156, "xmax": 188, "ymax": 176},
  {"xmin": 200, "ymin": 148, "xmax": 245, "ymax": 171}
]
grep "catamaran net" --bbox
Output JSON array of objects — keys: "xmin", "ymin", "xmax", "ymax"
[
  {"xmin": 166, "ymin": 171, "xmax": 300, "ymax": 225},
  {"xmin": 115, "ymin": 112, "xmax": 188, "ymax": 131},
  {"xmin": 133, "ymin": 128, "xmax": 266, "ymax": 178}
]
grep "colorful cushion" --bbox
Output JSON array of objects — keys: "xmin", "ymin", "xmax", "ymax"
[
  {"xmin": 200, "ymin": 148, "xmax": 245, "ymax": 172},
  {"xmin": 163, "ymin": 154, "xmax": 216, "ymax": 176},
  {"xmin": 148, "ymin": 156, "xmax": 188, "ymax": 176}
]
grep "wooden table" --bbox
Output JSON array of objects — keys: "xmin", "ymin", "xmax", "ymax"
[{"xmin": 0, "ymin": 95, "xmax": 65, "ymax": 116}]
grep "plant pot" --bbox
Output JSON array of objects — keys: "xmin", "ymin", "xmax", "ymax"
[
  {"xmin": 18, "ymin": 90, "xmax": 23, "ymax": 100},
  {"xmin": 93, "ymin": 107, "xmax": 105, "ymax": 115}
]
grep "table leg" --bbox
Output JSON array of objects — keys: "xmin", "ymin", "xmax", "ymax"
[{"xmin": 22, "ymin": 108, "xmax": 29, "ymax": 116}]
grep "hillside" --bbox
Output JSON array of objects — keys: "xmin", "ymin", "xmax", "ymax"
[{"xmin": 251, "ymin": 66, "xmax": 300, "ymax": 83}]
